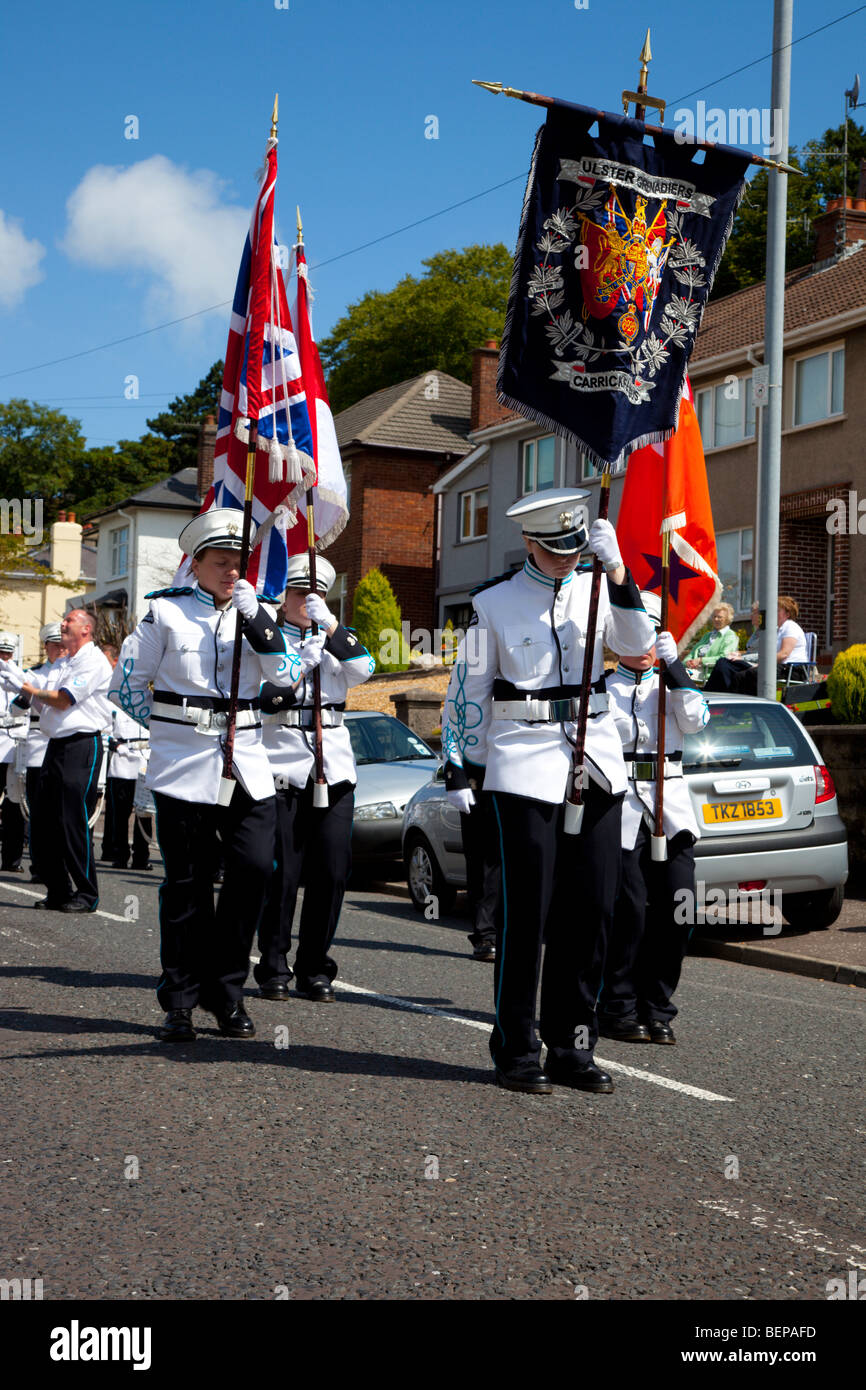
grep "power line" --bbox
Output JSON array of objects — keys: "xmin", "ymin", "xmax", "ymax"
[{"xmin": 2, "ymin": 4, "xmax": 864, "ymax": 389}]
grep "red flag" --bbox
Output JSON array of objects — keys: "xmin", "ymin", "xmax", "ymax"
[{"xmin": 616, "ymin": 378, "xmax": 722, "ymax": 648}]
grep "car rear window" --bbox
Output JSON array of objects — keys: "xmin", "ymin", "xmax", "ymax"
[
  {"xmin": 682, "ymin": 702, "xmax": 814, "ymax": 773},
  {"xmin": 347, "ymin": 716, "xmax": 435, "ymax": 765}
]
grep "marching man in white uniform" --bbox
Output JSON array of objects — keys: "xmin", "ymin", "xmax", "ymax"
[
  {"xmin": 0, "ymin": 631, "xmax": 29, "ymax": 871},
  {"xmin": 102, "ymin": 647, "xmax": 152, "ymax": 871},
  {"xmin": 0, "ymin": 622, "xmax": 64, "ymax": 882},
  {"xmin": 3, "ymin": 611, "xmax": 112, "ymax": 912},
  {"xmin": 600, "ymin": 594, "xmax": 709, "ymax": 1044},
  {"xmin": 255, "ymin": 555, "xmax": 375, "ymax": 1002},
  {"xmin": 109, "ymin": 509, "xmax": 308, "ymax": 1043},
  {"xmin": 440, "ymin": 489, "xmax": 656, "ymax": 1094}
]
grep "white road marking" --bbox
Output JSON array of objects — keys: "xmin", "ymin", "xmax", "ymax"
[
  {"xmin": 699, "ymin": 1198, "xmax": 866, "ymax": 1270},
  {"xmin": 333, "ymin": 980, "xmax": 735, "ymax": 1103},
  {"xmin": 0, "ymin": 881, "xmax": 129, "ymax": 924}
]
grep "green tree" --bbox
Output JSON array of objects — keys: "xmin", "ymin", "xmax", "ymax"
[
  {"xmin": 827, "ymin": 644, "xmax": 866, "ymax": 723},
  {"xmin": 320, "ymin": 244, "xmax": 513, "ymax": 412},
  {"xmin": 712, "ymin": 121, "xmax": 866, "ymax": 299},
  {"xmin": 146, "ymin": 360, "xmax": 223, "ymax": 471},
  {"xmin": 351, "ymin": 567, "xmax": 409, "ymax": 673},
  {"xmin": 70, "ymin": 434, "xmax": 177, "ymax": 519},
  {"xmin": 0, "ymin": 399, "xmax": 85, "ymax": 521}
]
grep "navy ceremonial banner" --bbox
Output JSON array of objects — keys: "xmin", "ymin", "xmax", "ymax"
[{"xmin": 498, "ymin": 100, "xmax": 751, "ymax": 469}]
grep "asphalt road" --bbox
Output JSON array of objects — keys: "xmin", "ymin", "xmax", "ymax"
[{"xmin": 0, "ymin": 862, "xmax": 863, "ymax": 1304}]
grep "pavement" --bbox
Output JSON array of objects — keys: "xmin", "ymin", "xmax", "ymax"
[{"xmin": 0, "ymin": 856, "xmax": 863, "ymax": 1309}]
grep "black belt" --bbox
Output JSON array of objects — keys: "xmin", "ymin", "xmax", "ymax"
[
  {"xmin": 153, "ymin": 690, "xmax": 260, "ymax": 712},
  {"xmin": 625, "ymin": 750, "xmax": 682, "ymax": 761},
  {"xmin": 493, "ymin": 679, "xmax": 604, "ymax": 702}
]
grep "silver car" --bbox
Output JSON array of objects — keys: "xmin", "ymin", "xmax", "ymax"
[
  {"xmin": 345, "ymin": 711, "xmax": 439, "ymax": 865},
  {"xmin": 401, "ymin": 694, "xmax": 848, "ymax": 928}
]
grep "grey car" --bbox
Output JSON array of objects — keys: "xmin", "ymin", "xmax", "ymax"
[
  {"xmin": 401, "ymin": 694, "xmax": 848, "ymax": 928},
  {"xmin": 345, "ymin": 711, "xmax": 439, "ymax": 864}
]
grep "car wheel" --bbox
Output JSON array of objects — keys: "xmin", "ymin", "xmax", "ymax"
[
  {"xmin": 782, "ymin": 883, "xmax": 845, "ymax": 930},
  {"xmin": 404, "ymin": 833, "xmax": 456, "ymax": 916}
]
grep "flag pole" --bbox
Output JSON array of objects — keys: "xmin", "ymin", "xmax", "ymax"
[
  {"xmin": 652, "ymin": 528, "xmax": 671, "ymax": 862},
  {"xmin": 297, "ymin": 206, "xmax": 328, "ymax": 810},
  {"xmin": 218, "ymin": 95, "xmax": 279, "ymax": 807},
  {"xmin": 564, "ymin": 34, "xmax": 653, "ymax": 836}
]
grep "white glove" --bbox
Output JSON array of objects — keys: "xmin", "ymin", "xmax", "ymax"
[
  {"xmin": 655, "ymin": 631, "xmax": 678, "ymax": 665},
  {"xmin": 231, "ymin": 578, "xmax": 258, "ymax": 620},
  {"xmin": 305, "ymin": 592, "xmax": 337, "ymax": 631},
  {"xmin": 297, "ymin": 632, "xmax": 327, "ymax": 676},
  {"xmin": 0, "ymin": 659, "xmax": 25, "ymax": 692},
  {"xmin": 447, "ymin": 788, "xmax": 476, "ymax": 815},
  {"xmin": 588, "ymin": 519, "xmax": 622, "ymax": 571}
]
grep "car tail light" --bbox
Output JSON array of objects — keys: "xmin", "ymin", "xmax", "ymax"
[
  {"xmin": 738, "ymin": 880, "xmax": 766, "ymax": 892},
  {"xmin": 814, "ymin": 765, "xmax": 836, "ymax": 804}
]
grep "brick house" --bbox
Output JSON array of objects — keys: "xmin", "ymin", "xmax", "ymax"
[
  {"xmin": 435, "ymin": 206, "xmax": 866, "ymax": 661},
  {"xmin": 326, "ymin": 372, "xmax": 472, "ymax": 633}
]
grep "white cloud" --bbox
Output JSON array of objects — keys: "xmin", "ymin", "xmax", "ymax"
[
  {"xmin": 61, "ymin": 155, "xmax": 251, "ymax": 320},
  {"xmin": 0, "ymin": 211, "xmax": 46, "ymax": 309}
]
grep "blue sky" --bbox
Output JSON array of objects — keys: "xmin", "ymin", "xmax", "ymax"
[{"xmin": 1, "ymin": 0, "xmax": 864, "ymax": 449}]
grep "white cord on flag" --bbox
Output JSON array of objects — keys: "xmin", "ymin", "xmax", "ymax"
[{"xmin": 269, "ymin": 241, "xmax": 303, "ymax": 486}]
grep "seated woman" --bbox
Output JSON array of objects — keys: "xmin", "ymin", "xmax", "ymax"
[
  {"xmin": 683, "ymin": 603, "xmax": 740, "ymax": 684},
  {"xmin": 705, "ymin": 595, "xmax": 810, "ymax": 693}
]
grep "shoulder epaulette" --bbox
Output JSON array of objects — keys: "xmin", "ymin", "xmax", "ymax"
[
  {"xmin": 469, "ymin": 569, "xmax": 519, "ymax": 598},
  {"xmin": 144, "ymin": 586, "xmax": 194, "ymax": 599}
]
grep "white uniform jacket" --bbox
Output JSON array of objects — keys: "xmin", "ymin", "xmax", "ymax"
[
  {"xmin": 441, "ymin": 558, "xmax": 656, "ymax": 804},
  {"xmin": 38, "ymin": 643, "xmax": 113, "ymax": 740},
  {"xmin": 262, "ymin": 621, "xmax": 375, "ymax": 789},
  {"xmin": 6, "ymin": 659, "xmax": 62, "ymax": 770},
  {"xmin": 606, "ymin": 659, "xmax": 710, "ymax": 849},
  {"xmin": 107, "ymin": 706, "xmax": 150, "ymax": 781},
  {"xmin": 108, "ymin": 584, "xmax": 303, "ymax": 805},
  {"xmin": 0, "ymin": 684, "xmax": 29, "ymax": 766}
]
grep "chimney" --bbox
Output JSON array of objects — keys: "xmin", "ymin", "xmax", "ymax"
[
  {"xmin": 471, "ymin": 340, "xmax": 519, "ymax": 432},
  {"xmin": 812, "ymin": 196, "xmax": 866, "ymax": 262},
  {"xmin": 50, "ymin": 514, "xmax": 83, "ymax": 582},
  {"xmin": 197, "ymin": 414, "xmax": 217, "ymax": 500}
]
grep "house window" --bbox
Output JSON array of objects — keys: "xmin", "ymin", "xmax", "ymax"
[
  {"xmin": 110, "ymin": 525, "xmax": 129, "ymax": 578},
  {"xmin": 793, "ymin": 347, "xmax": 844, "ymax": 427},
  {"xmin": 343, "ymin": 464, "xmax": 351, "ymax": 513},
  {"xmin": 522, "ymin": 435, "xmax": 556, "ymax": 493},
  {"xmin": 459, "ymin": 487, "xmax": 488, "ymax": 541},
  {"xmin": 328, "ymin": 572, "xmax": 347, "ymax": 625},
  {"xmin": 445, "ymin": 603, "xmax": 473, "ymax": 632},
  {"xmin": 694, "ymin": 378, "xmax": 755, "ymax": 449},
  {"xmin": 716, "ymin": 528, "xmax": 753, "ymax": 614}
]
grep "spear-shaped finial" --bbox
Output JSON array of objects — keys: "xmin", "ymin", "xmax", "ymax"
[
  {"xmin": 296, "ymin": 205, "xmax": 303, "ymax": 245},
  {"xmin": 270, "ymin": 93, "xmax": 279, "ymax": 140},
  {"xmin": 623, "ymin": 30, "xmax": 665, "ymax": 123},
  {"xmin": 639, "ymin": 28, "xmax": 652, "ymax": 80}
]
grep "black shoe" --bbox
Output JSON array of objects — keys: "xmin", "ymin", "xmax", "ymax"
[
  {"xmin": 494, "ymin": 1063, "xmax": 553, "ymax": 1094},
  {"xmin": 296, "ymin": 980, "xmax": 336, "ymax": 1003},
  {"xmin": 648, "ymin": 1020, "xmax": 676, "ymax": 1044},
  {"xmin": 131, "ymin": 862, "xmax": 152, "ymax": 871},
  {"xmin": 158, "ymin": 1009, "xmax": 196, "ymax": 1042},
  {"xmin": 213, "ymin": 1003, "xmax": 255, "ymax": 1038},
  {"xmin": 472, "ymin": 942, "xmax": 496, "ymax": 962},
  {"xmin": 110, "ymin": 860, "xmax": 129, "ymax": 870},
  {"xmin": 258, "ymin": 980, "xmax": 291, "ymax": 1001},
  {"xmin": 599, "ymin": 1016, "xmax": 651, "ymax": 1043},
  {"xmin": 1, "ymin": 863, "xmax": 23, "ymax": 873},
  {"xmin": 32, "ymin": 897, "xmax": 68, "ymax": 910},
  {"xmin": 60, "ymin": 897, "xmax": 98, "ymax": 914},
  {"xmin": 546, "ymin": 1059, "xmax": 615, "ymax": 1093}
]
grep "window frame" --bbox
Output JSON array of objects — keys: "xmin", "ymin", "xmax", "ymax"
[
  {"xmin": 694, "ymin": 375, "xmax": 756, "ymax": 451},
  {"xmin": 791, "ymin": 343, "xmax": 845, "ymax": 429},
  {"xmin": 109, "ymin": 524, "xmax": 129, "ymax": 579},
  {"xmin": 716, "ymin": 526, "xmax": 754, "ymax": 617},
  {"xmin": 521, "ymin": 434, "xmax": 557, "ymax": 494},
  {"xmin": 458, "ymin": 486, "xmax": 488, "ymax": 542}
]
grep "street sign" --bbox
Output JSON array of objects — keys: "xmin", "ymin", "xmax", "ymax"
[{"xmin": 752, "ymin": 364, "xmax": 770, "ymax": 405}]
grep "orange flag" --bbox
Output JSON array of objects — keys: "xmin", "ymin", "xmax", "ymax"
[{"xmin": 615, "ymin": 378, "xmax": 722, "ymax": 649}]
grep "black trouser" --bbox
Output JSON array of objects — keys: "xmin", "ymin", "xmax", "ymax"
[
  {"xmin": 104, "ymin": 778, "xmax": 151, "ymax": 866},
  {"xmin": 255, "ymin": 778, "xmax": 354, "ymax": 989},
  {"xmin": 0, "ymin": 763, "xmax": 25, "ymax": 869},
  {"xmin": 25, "ymin": 766, "xmax": 46, "ymax": 880},
  {"xmin": 460, "ymin": 796, "xmax": 500, "ymax": 947},
  {"xmin": 704, "ymin": 658, "xmax": 757, "ymax": 694},
  {"xmin": 41, "ymin": 733, "xmax": 103, "ymax": 908},
  {"xmin": 487, "ymin": 781, "xmax": 623, "ymax": 1071},
  {"xmin": 601, "ymin": 824, "xmax": 696, "ymax": 1024},
  {"xmin": 153, "ymin": 787, "xmax": 276, "ymax": 1012}
]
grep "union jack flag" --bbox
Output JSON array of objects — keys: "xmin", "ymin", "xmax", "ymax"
[{"xmin": 201, "ymin": 142, "xmax": 315, "ymax": 597}]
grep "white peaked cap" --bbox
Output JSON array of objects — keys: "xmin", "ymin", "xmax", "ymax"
[
  {"xmin": 40, "ymin": 622, "xmax": 62, "ymax": 643},
  {"xmin": 284, "ymin": 553, "xmax": 337, "ymax": 594},
  {"xmin": 0, "ymin": 631, "xmax": 17, "ymax": 650},
  {"xmin": 179, "ymin": 508, "xmax": 256, "ymax": 558},
  {"xmin": 506, "ymin": 487, "xmax": 591, "ymax": 554}
]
